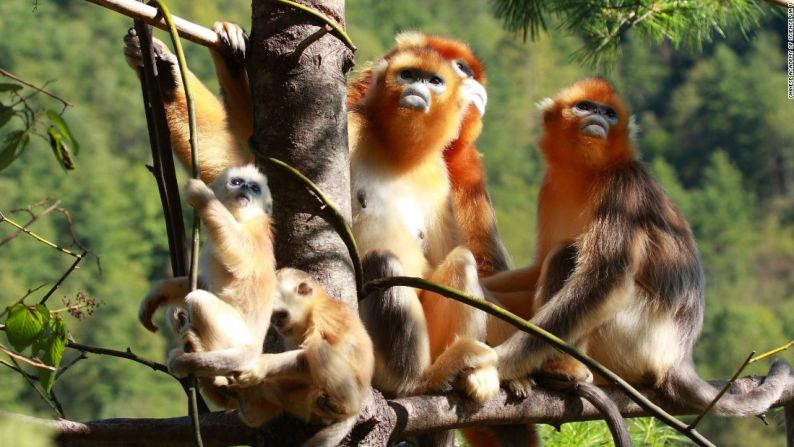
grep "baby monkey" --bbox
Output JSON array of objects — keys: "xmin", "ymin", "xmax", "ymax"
[
  {"xmin": 231, "ymin": 268, "xmax": 373, "ymax": 444},
  {"xmin": 138, "ymin": 164, "xmax": 276, "ymax": 403}
]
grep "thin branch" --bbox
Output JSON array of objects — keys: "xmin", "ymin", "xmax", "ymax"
[
  {"xmin": 364, "ymin": 276, "xmax": 714, "ymax": 447},
  {"xmin": 10, "ymin": 358, "xmax": 62, "ymax": 418},
  {"xmin": 0, "ymin": 211, "xmax": 82, "ymax": 258},
  {"xmin": 275, "ymin": 0, "xmax": 356, "ymax": 51},
  {"xmin": 39, "ymin": 250, "xmax": 86, "ymax": 305},
  {"xmin": 0, "ymin": 68, "xmax": 72, "ymax": 108},
  {"xmin": 0, "ymin": 200, "xmax": 60, "ymax": 247},
  {"xmin": 55, "ymin": 351, "xmax": 88, "ymax": 380},
  {"xmin": 66, "ymin": 341, "xmax": 171, "ymax": 375},
  {"xmin": 265, "ymin": 156, "xmax": 363, "ymax": 296},
  {"xmin": 0, "ymin": 344, "xmax": 57, "ymax": 371},
  {"xmin": 290, "ymin": 24, "xmax": 332, "ymax": 64},
  {"xmin": 689, "ymin": 351, "xmax": 754, "ymax": 429},
  {"xmin": 752, "ymin": 340, "xmax": 794, "ymax": 363},
  {"xmin": 81, "ymin": 0, "xmax": 237, "ymax": 60},
  {"xmin": 144, "ymin": 4, "xmax": 203, "ymax": 445}
]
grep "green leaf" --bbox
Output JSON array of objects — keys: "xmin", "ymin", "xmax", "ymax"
[
  {"xmin": 37, "ymin": 315, "xmax": 67, "ymax": 392},
  {"xmin": 0, "ymin": 129, "xmax": 30, "ymax": 171},
  {"xmin": 0, "ymin": 106, "xmax": 13, "ymax": 129},
  {"xmin": 46, "ymin": 110, "xmax": 79, "ymax": 156},
  {"xmin": 0, "ymin": 83, "xmax": 23, "ymax": 93},
  {"xmin": 5, "ymin": 303, "xmax": 48, "ymax": 352},
  {"xmin": 47, "ymin": 126, "xmax": 76, "ymax": 170}
]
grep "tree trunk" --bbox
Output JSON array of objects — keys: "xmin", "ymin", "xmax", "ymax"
[{"xmin": 248, "ymin": 0, "xmax": 356, "ymax": 305}]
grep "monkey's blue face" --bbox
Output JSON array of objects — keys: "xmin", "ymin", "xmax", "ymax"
[{"xmin": 228, "ymin": 176, "xmax": 263, "ymax": 205}]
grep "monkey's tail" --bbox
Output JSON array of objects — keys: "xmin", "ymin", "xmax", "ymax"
[{"xmin": 669, "ymin": 359, "xmax": 791, "ymax": 416}]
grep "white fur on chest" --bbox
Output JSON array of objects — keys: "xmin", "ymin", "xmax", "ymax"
[{"xmin": 351, "ymin": 159, "xmax": 448, "ymax": 253}]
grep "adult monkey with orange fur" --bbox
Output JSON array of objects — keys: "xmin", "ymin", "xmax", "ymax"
[
  {"xmin": 486, "ymin": 78, "xmax": 791, "ymax": 415},
  {"xmin": 348, "ymin": 32, "xmax": 532, "ymax": 447},
  {"xmin": 348, "ymin": 36, "xmax": 500, "ymax": 404},
  {"xmin": 347, "ymin": 32, "xmax": 510, "ymax": 278}
]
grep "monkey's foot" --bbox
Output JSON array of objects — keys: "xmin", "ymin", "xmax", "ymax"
[
  {"xmin": 504, "ymin": 377, "xmax": 534, "ymax": 399},
  {"xmin": 212, "ymin": 21, "xmax": 247, "ymax": 60},
  {"xmin": 460, "ymin": 365, "xmax": 500, "ymax": 403}
]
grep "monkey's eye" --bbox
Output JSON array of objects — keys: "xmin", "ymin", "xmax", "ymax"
[
  {"xmin": 429, "ymin": 75, "xmax": 445, "ymax": 86},
  {"xmin": 574, "ymin": 101, "xmax": 594, "ymax": 112},
  {"xmin": 398, "ymin": 69, "xmax": 417, "ymax": 81},
  {"xmin": 250, "ymin": 184, "xmax": 261, "ymax": 194},
  {"xmin": 230, "ymin": 177, "xmax": 244, "ymax": 186},
  {"xmin": 297, "ymin": 282, "xmax": 313, "ymax": 297},
  {"xmin": 605, "ymin": 108, "xmax": 617, "ymax": 119},
  {"xmin": 454, "ymin": 60, "xmax": 474, "ymax": 78}
]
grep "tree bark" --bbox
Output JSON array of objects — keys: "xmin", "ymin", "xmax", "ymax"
[
  {"xmin": 248, "ymin": 0, "xmax": 356, "ymax": 305},
  {"xmin": 52, "ymin": 375, "xmax": 794, "ymax": 446}
]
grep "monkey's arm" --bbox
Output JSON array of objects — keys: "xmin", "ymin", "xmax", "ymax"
[
  {"xmin": 184, "ymin": 179, "xmax": 261, "ymax": 271},
  {"xmin": 445, "ymin": 140, "xmax": 510, "ymax": 277},
  {"xmin": 208, "ymin": 22, "xmax": 252, "ymax": 148},
  {"xmin": 495, "ymin": 210, "xmax": 642, "ymax": 380},
  {"xmin": 123, "ymin": 30, "xmax": 251, "ymax": 184},
  {"xmin": 139, "ymin": 276, "xmax": 190, "ymax": 332}
]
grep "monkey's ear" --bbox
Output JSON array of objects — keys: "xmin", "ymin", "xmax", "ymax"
[
  {"xmin": 297, "ymin": 282, "xmax": 313, "ymax": 297},
  {"xmin": 536, "ymin": 97, "xmax": 555, "ymax": 123}
]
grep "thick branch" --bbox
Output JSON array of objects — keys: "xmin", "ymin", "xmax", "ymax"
[{"xmin": 52, "ymin": 374, "xmax": 794, "ymax": 446}]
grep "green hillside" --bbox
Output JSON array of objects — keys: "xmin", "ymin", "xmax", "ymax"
[{"xmin": 1, "ymin": 1, "xmax": 792, "ymax": 445}]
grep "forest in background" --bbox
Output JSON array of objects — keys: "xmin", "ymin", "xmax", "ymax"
[{"xmin": 1, "ymin": 0, "xmax": 793, "ymax": 445}]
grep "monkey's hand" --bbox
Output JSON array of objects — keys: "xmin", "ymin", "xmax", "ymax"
[
  {"xmin": 212, "ymin": 22, "xmax": 247, "ymax": 64},
  {"xmin": 122, "ymin": 29, "xmax": 180, "ymax": 88},
  {"xmin": 227, "ymin": 361, "xmax": 267, "ymax": 388},
  {"xmin": 185, "ymin": 178, "xmax": 215, "ymax": 209}
]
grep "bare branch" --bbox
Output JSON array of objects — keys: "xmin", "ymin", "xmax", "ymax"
[
  {"xmin": 50, "ymin": 375, "xmax": 794, "ymax": 446},
  {"xmin": 0, "ymin": 68, "xmax": 72, "ymax": 108}
]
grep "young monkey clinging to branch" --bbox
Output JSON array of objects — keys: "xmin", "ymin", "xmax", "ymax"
[
  {"xmin": 484, "ymin": 78, "xmax": 791, "ymax": 415},
  {"xmin": 349, "ymin": 33, "xmax": 499, "ymax": 403},
  {"xmin": 230, "ymin": 269, "xmax": 373, "ymax": 442},
  {"xmin": 138, "ymin": 164, "xmax": 275, "ymax": 405}
]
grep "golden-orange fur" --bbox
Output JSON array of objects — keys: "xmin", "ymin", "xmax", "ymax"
[
  {"xmin": 229, "ymin": 269, "xmax": 372, "ymax": 446},
  {"xmin": 347, "ymin": 33, "xmax": 508, "ymax": 277},
  {"xmin": 351, "ymin": 33, "xmax": 499, "ymax": 404},
  {"xmin": 487, "ymin": 78, "xmax": 790, "ymax": 417},
  {"xmin": 138, "ymin": 164, "xmax": 276, "ymax": 407}
]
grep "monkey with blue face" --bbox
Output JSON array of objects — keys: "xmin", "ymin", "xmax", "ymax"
[{"xmin": 138, "ymin": 163, "xmax": 276, "ymax": 406}]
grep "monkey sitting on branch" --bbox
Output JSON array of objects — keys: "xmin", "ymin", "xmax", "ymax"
[
  {"xmin": 483, "ymin": 78, "xmax": 791, "ymax": 415},
  {"xmin": 227, "ymin": 268, "xmax": 374, "ymax": 446},
  {"xmin": 138, "ymin": 163, "xmax": 276, "ymax": 406},
  {"xmin": 348, "ymin": 32, "xmax": 500, "ymax": 403}
]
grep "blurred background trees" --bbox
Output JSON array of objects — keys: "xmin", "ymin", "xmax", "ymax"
[{"xmin": 1, "ymin": 0, "xmax": 792, "ymax": 445}]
